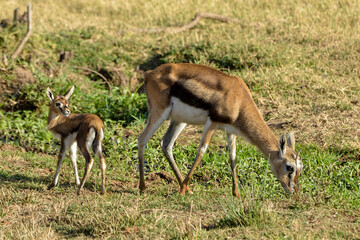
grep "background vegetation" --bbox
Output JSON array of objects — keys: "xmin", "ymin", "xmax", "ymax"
[{"xmin": 0, "ymin": 0, "xmax": 359, "ymax": 238}]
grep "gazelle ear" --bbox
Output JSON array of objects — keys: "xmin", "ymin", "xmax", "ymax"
[
  {"xmin": 287, "ymin": 132, "xmax": 296, "ymax": 151},
  {"xmin": 46, "ymin": 87, "xmax": 54, "ymax": 101},
  {"xmin": 64, "ymin": 86, "xmax": 74, "ymax": 100},
  {"xmin": 279, "ymin": 133, "xmax": 286, "ymax": 156}
]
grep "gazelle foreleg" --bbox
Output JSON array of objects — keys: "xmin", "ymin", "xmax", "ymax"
[
  {"xmin": 138, "ymin": 107, "xmax": 171, "ymax": 192},
  {"xmin": 69, "ymin": 141, "xmax": 80, "ymax": 186},
  {"xmin": 227, "ymin": 133, "xmax": 240, "ymax": 199},
  {"xmin": 180, "ymin": 119, "xmax": 217, "ymax": 194},
  {"xmin": 48, "ymin": 138, "xmax": 70, "ymax": 189},
  {"xmin": 161, "ymin": 121, "xmax": 187, "ymax": 187}
]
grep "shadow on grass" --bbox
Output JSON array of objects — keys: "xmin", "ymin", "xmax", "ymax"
[
  {"xmin": 138, "ymin": 43, "xmax": 265, "ymax": 72},
  {"xmin": 0, "ymin": 170, "xmax": 83, "ymax": 192},
  {"xmin": 0, "ymin": 168, "xmax": 152, "ymax": 196},
  {"xmin": 0, "ymin": 171, "xmax": 51, "ymax": 191},
  {"xmin": 328, "ymin": 146, "xmax": 360, "ymax": 165},
  {"xmin": 139, "ymin": 54, "xmax": 167, "ymax": 71},
  {"xmin": 71, "ymin": 179, "xmax": 139, "ymax": 195},
  {"xmin": 0, "ymin": 171, "xmax": 50, "ymax": 185},
  {"xmin": 49, "ymin": 220, "xmax": 97, "ymax": 238}
]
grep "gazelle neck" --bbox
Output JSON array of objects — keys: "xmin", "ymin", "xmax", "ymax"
[
  {"xmin": 236, "ymin": 108, "xmax": 280, "ymax": 162},
  {"xmin": 252, "ymin": 127, "xmax": 280, "ymax": 162},
  {"xmin": 47, "ymin": 108, "xmax": 58, "ymax": 124}
]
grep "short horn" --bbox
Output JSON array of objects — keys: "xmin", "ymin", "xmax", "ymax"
[{"xmin": 296, "ymin": 149, "xmax": 301, "ymax": 161}]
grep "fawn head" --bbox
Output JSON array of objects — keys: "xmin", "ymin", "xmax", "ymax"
[
  {"xmin": 46, "ymin": 86, "xmax": 74, "ymax": 117},
  {"xmin": 272, "ymin": 132, "xmax": 303, "ymax": 193}
]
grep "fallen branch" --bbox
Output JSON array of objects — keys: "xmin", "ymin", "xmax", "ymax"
[
  {"xmin": 11, "ymin": 4, "xmax": 32, "ymax": 59},
  {"xmin": 267, "ymin": 120, "xmax": 291, "ymax": 129},
  {"xmin": 13, "ymin": 8, "xmax": 19, "ymax": 22},
  {"xmin": 73, "ymin": 66, "xmax": 112, "ymax": 95},
  {"xmin": 131, "ymin": 12, "xmax": 245, "ymax": 34},
  {"xmin": 2, "ymin": 55, "xmax": 9, "ymax": 66}
]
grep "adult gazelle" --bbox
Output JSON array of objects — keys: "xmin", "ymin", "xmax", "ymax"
[{"xmin": 138, "ymin": 63, "xmax": 302, "ymax": 198}]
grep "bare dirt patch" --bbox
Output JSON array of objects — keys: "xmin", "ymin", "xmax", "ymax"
[
  {"xmin": 147, "ymin": 171, "xmax": 176, "ymax": 183},
  {"xmin": 0, "ymin": 67, "xmax": 38, "ymax": 111},
  {"xmin": 0, "ymin": 144, "xmax": 26, "ymax": 153}
]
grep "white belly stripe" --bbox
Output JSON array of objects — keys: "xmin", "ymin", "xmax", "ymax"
[{"xmin": 169, "ymin": 97, "xmax": 208, "ymax": 125}]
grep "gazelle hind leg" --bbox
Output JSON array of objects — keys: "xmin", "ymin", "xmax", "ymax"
[
  {"xmin": 138, "ymin": 107, "xmax": 171, "ymax": 191},
  {"xmin": 69, "ymin": 141, "xmax": 80, "ymax": 185},
  {"xmin": 180, "ymin": 119, "xmax": 217, "ymax": 194},
  {"xmin": 227, "ymin": 133, "xmax": 240, "ymax": 199},
  {"xmin": 94, "ymin": 130, "xmax": 106, "ymax": 195},
  {"xmin": 161, "ymin": 121, "xmax": 188, "ymax": 189},
  {"xmin": 77, "ymin": 145, "xmax": 94, "ymax": 195},
  {"xmin": 98, "ymin": 154, "xmax": 106, "ymax": 195}
]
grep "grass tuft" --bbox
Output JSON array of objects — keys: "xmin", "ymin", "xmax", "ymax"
[{"xmin": 0, "ymin": 0, "xmax": 359, "ymax": 238}]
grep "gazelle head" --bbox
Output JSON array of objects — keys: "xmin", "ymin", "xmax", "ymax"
[
  {"xmin": 272, "ymin": 132, "xmax": 303, "ymax": 194},
  {"xmin": 46, "ymin": 86, "xmax": 74, "ymax": 117}
]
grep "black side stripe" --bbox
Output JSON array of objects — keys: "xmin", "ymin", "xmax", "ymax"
[{"xmin": 170, "ymin": 82, "xmax": 232, "ymax": 123}]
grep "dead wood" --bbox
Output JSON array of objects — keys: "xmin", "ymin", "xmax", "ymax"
[
  {"xmin": 13, "ymin": 8, "xmax": 19, "ymax": 22},
  {"xmin": 2, "ymin": 55, "xmax": 9, "ymax": 66},
  {"xmin": 73, "ymin": 66, "xmax": 112, "ymax": 95},
  {"xmin": 267, "ymin": 120, "xmax": 292, "ymax": 129},
  {"xmin": 131, "ymin": 12, "xmax": 245, "ymax": 34},
  {"xmin": 59, "ymin": 51, "xmax": 74, "ymax": 63},
  {"xmin": 11, "ymin": 4, "xmax": 32, "ymax": 59}
]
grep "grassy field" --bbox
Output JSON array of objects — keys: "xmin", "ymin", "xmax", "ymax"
[{"xmin": 0, "ymin": 0, "xmax": 359, "ymax": 239}]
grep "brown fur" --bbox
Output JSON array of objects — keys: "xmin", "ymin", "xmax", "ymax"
[
  {"xmin": 139, "ymin": 63, "xmax": 302, "ymax": 197},
  {"xmin": 46, "ymin": 86, "xmax": 106, "ymax": 195},
  {"xmin": 47, "ymin": 113, "xmax": 104, "ymax": 144},
  {"xmin": 145, "ymin": 63, "xmax": 279, "ymax": 156}
]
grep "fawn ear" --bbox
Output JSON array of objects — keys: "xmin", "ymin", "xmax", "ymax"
[
  {"xmin": 287, "ymin": 132, "xmax": 296, "ymax": 151},
  {"xmin": 46, "ymin": 87, "xmax": 54, "ymax": 101},
  {"xmin": 279, "ymin": 133, "xmax": 286, "ymax": 157},
  {"xmin": 64, "ymin": 86, "xmax": 74, "ymax": 100}
]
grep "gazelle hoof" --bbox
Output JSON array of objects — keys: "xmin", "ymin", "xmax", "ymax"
[
  {"xmin": 179, "ymin": 184, "xmax": 190, "ymax": 195},
  {"xmin": 139, "ymin": 183, "xmax": 147, "ymax": 193},
  {"xmin": 233, "ymin": 193, "xmax": 240, "ymax": 199},
  {"xmin": 47, "ymin": 183, "xmax": 55, "ymax": 190}
]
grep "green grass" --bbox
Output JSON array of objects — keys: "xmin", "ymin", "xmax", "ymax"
[
  {"xmin": 1, "ymin": 0, "xmax": 360, "ymax": 238},
  {"xmin": 0, "ymin": 142, "xmax": 359, "ymax": 239}
]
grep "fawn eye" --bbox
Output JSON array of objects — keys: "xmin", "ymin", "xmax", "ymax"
[
  {"xmin": 55, "ymin": 102, "xmax": 61, "ymax": 107},
  {"xmin": 286, "ymin": 165, "xmax": 294, "ymax": 173}
]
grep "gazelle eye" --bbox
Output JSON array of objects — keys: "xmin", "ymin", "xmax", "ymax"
[
  {"xmin": 286, "ymin": 165, "xmax": 294, "ymax": 173},
  {"xmin": 55, "ymin": 102, "xmax": 61, "ymax": 107}
]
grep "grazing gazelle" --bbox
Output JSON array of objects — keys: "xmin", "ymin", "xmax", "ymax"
[
  {"xmin": 46, "ymin": 86, "xmax": 106, "ymax": 195},
  {"xmin": 138, "ymin": 63, "xmax": 303, "ymax": 198}
]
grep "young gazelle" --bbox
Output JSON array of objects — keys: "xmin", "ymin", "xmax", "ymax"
[
  {"xmin": 46, "ymin": 86, "xmax": 106, "ymax": 195},
  {"xmin": 138, "ymin": 63, "xmax": 303, "ymax": 198}
]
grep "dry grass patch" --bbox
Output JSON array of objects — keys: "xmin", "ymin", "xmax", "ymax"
[
  {"xmin": 1, "ymin": 147, "xmax": 359, "ymax": 239},
  {"xmin": 1, "ymin": 0, "xmax": 360, "ymax": 238}
]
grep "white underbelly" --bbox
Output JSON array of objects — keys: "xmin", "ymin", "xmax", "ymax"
[
  {"xmin": 169, "ymin": 97, "xmax": 208, "ymax": 125},
  {"xmin": 218, "ymin": 124, "xmax": 242, "ymax": 136},
  {"xmin": 168, "ymin": 97, "xmax": 250, "ymax": 142}
]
